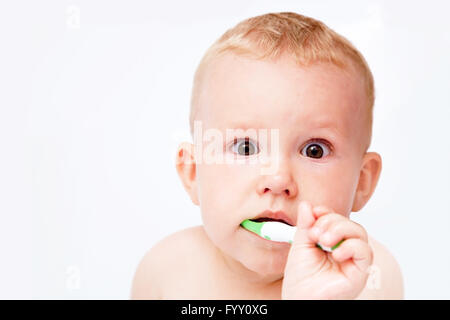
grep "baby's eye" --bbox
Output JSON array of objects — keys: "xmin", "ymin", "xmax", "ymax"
[
  {"xmin": 231, "ymin": 137, "xmax": 259, "ymax": 156},
  {"xmin": 300, "ymin": 140, "xmax": 331, "ymax": 159}
]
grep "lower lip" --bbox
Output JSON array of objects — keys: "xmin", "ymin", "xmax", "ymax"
[{"xmin": 239, "ymin": 225, "xmax": 291, "ymax": 247}]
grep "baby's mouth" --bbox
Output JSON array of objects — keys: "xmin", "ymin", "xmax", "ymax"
[
  {"xmin": 249, "ymin": 217, "xmax": 293, "ymax": 226},
  {"xmin": 246, "ymin": 209, "xmax": 295, "ymax": 227}
]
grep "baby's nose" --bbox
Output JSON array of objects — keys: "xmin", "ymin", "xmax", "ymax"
[{"xmin": 257, "ymin": 172, "xmax": 298, "ymax": 198}]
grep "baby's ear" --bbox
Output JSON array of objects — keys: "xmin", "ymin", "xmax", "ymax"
[
  {"xmin": 352, "ymin": 152, "xmax": 382, "ymax": 212},
  {"xmin": 175, "ymin": 142, "xmax": 200, "ymax": 205}
]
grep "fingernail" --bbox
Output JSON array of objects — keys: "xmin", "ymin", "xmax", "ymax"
[
  {"xmin": 322, "ymin": 231, "xmax": 332, "ymax": 242},
  {"xmin": 310, "ymin": 226, "xmax": 322, "ymax": 238},
  {"xmin": 300, "ymin": 201, "xmax": 310, "ymax": 211}
]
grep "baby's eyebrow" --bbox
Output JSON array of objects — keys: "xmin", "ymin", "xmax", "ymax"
[
  {"xmin": 304, "ymin": 122, "xmax": 345, "ymax": 142},
  {"xmin": 306, "ymin": 118, "xmax": 337, "ymax": 129},
  {"xmin": 226, "ymin": 121, "xmax": 261, "ymax": 130},
  {"xmin": 301, "ymin": 118, "xmax": 344, "ymax": 133},
  {"xmin": 223, "ymin": 119, "xmax": 343, "ymax": 138}
]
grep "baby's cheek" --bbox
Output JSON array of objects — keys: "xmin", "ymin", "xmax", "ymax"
[
  {"xmin": 198, "ymin": 176, "xmax": 232, "ymax": 219},
  {"xmin": 326, "ymin": 167, "xmax": 360, "ymax": 213},
  {"xmin": 300, "ymin": 164, "xmax": 358, "ymax": 214}
]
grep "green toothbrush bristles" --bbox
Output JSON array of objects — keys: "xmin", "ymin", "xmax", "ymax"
[{"xmin": 240, "ymin": 219, "xmax": 264, "ymax": 235}]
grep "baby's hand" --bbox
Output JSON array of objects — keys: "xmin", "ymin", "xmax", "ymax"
[{"xmin": 282, "ymin": 201, "xmax": 373, "ymax": 300}]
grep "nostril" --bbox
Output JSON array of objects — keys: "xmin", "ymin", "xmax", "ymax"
[
  {"xmin": 285, "ymin": 189, "xmax": 290, "ymax": 196},
  {"xmin": 264, "ymin": 188, "xmax": 270, "ymax": 193}
]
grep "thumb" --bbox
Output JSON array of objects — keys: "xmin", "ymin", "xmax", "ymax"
[
  {"xmin": 297, "ymin": 201, "xmax": 316, "ymax": 230},
  {"xmin": 284, "ymin": 201, "xmax": 325, "ymax": 279},
  {"xmin": 291, "ymin": 201, "xmax": 318, "ymax": 249}
]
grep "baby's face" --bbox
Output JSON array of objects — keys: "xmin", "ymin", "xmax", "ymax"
[{"xmin": 193, "ymin": 52, "xmax": 370, "ymax": 280}]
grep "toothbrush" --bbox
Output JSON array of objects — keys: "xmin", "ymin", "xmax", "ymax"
[{"xmin": 240, "ymin": 219, "xmax": 344, "ymax": 252}]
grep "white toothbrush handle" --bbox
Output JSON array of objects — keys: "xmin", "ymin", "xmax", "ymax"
[
  {"xmin": 260, "ymin": 221, "xmax": 336, "ymax": 252},
  {"xmin": 260, "ymin": 221, "xmax": 296, "ymax": 243}
]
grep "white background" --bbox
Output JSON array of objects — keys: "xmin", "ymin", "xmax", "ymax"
[{"xmin": 1, "ymin": 0, "xmax": 449, "ymax": 299}]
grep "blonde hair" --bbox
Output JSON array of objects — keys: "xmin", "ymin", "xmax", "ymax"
[{"xmin": 189, "ymin": 12, "xmax": 375, "ymax": 149}]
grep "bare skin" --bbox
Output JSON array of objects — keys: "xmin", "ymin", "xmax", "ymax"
[
  {"xmin": 131, "ymin": 52, "xmax": 404, "ymax": 299},
  {"xmin": 131, "ymin": 225, "xmax": 403, "ymax": 299}
]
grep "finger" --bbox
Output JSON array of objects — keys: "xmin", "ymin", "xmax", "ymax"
[
  {"xmin": 296, "ymin": 201, "xmax": 316, "ymax": 230},
  {"xmin": 288, "ymin": 201, "xmax": 325, "ymax": 269},
  {"xmin": 308, "ymin": 213, "xmax": 345, "ymax": 243},
  {"xmin": 292, "ymin": 201, "xmax": 317, "ymax": 247},
  {"xmin": 331, "ymin": 238, "xmax": 373, "ymax": 278},
  {"xmin": 315, "ymin": 219, "xmax": 368, "ymax": 248}
]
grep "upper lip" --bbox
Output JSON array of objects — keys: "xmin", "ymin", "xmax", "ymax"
[{"xmin": 250, "ymin": 210, "xmax": 295, "ymax": 226}]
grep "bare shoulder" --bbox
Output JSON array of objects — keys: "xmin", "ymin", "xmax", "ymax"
[
  {"xmin": 357, "ymin": 235, "xmax": 404, "ymax": 299},
  {"xmin": 130, "ymin": 226, "xmax": 206, "ymax": 299}
]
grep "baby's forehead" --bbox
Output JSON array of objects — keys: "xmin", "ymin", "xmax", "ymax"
[
  {"xmin": 205, "ymin": 51, "xmax": 363, "ymax": 88},
  {"xmin": 201, "ymin": 54, "xmax": 367, "ymax": 131},
  {"xmin": 194, "ymin": 53, "xmax": 371, "ymax": 152}
]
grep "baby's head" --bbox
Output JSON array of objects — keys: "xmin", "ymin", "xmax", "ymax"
[{"xmin": 176, "ymin": 12, "xmax": 382, "ymax": 282}]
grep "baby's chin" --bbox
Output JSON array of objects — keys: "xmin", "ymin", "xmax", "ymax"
[
  {"xmin": 239, "ymin": 253, "xmax": 288, "ymax": 281},
  {"xmin": 212, "ymin": 224, "xmax": 291, "ymax": 280},
  {"xmin": 237, "ymin": 240, "xmax": 290, "ymax": 278}
]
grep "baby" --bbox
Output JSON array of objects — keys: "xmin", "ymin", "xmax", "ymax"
[{"xmin": 131, "ymin": 12, "xmax": 404, "ymax": 299}]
